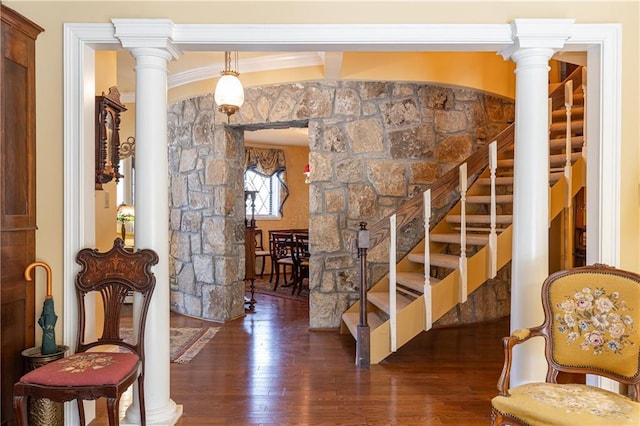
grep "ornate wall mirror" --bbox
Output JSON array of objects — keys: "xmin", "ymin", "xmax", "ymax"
[{"xmin": 95, "ymin": 86, "xmax": 126, "ymax": 190}]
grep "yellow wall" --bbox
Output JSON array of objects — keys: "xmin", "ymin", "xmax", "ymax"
[
  {"xmin": 5, "ymin": 0, "xmax": 639, "ymax": 339},
  {"xmin": 94, "ymin": 51, "xmax": 119, "ymax": 252},
  {"xmin": 342, "ymin": 52, "xmax": 516, "ymax": 98}
]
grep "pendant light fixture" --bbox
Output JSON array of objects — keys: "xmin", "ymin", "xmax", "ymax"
[{"xmin": 214, "ymin": 51, "xmax": 244, "ymax": 121}]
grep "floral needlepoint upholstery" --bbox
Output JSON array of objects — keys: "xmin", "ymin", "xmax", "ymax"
[
  {"xmin": 21, "ymin": 353, "xmax": 139, "ymax": 387},
  {"xmin": 492, "ymin": 383, "xmax": 640, "ymax": 425},
  {"xmin": 491, "ymin": 265, "xmax": 640, "ymax": 426}
]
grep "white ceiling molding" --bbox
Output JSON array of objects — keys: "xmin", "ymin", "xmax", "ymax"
[{"xmin": 172, "ymin": 23, "xmax": 514, "ymax": 51}]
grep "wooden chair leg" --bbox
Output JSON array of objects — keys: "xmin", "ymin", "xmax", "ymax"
[
  {"xmin": 13, "ymin": 395, "xmax": 28, "ymax": 426},
  {"xmin": 258, "ymin": 256, "xmax": 266, "ymax": 278},
  {"xmin": 269, "ymin": 258, "xmax": 276, "ymax": 283},
  {"xmin": 273, "ymin": 264, "xmax": 281, "ymax": 290},
  {"xmin": 138, "ymin": 375, "xmax": 147, "ymax": 426},
  {"xmin": 77, "ymin": 399, "xmax": 86, "ymax": 426},
  {"xmin": 106, "ymin": 397, "xmax": 119, "ymax": 426}
]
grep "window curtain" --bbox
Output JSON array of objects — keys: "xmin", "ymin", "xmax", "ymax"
[{"xmin": 244, "ymin": 146, "xmax": 289, "ymax": 215}]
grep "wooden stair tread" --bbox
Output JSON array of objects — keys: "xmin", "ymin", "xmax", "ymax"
[
  {"xmin": 466, "ymin": 194, "xmax": 513, "ymax": 204},
  {"xmin": 549, "ymin": 151, "xmax": 582, "ymax": 165},
  {"xmin": 549, "ymin": 120, "xmax": 584, "ymax": 134},
  {"xmin": 396, "ymin": 272, "xmax": 439, "ymax": 293},
  {"xmin": 549, "ymin": 136, "xmax": 584, "ymax": 151},
  {"xmin": 549, "ymin": 171, "xmax": 564, "ymax": 183},
  {"xmin": 551, "ymin": 106, "xmax": 584, "ymax": 120},
  {"xmin": 341, "ymin": 311, "xmax": 385, "ymax": 337},
  {"xmin": 430, "ymin": 232, "xmax": 490, "ymax": 245},
  {"xmin": 446, "ymin": 214, "xmax": 513, "ymax": 224},
  {"xmin": 368, "ymin": 291, "xmax": 413, "ymax": 314},
  {"xmin": 476, "ymin": 176, "xmax": 514, "ymax": 186},
  {"xmin": 408, "ymin": 252, "xmax": 458, "ymax": 269}
]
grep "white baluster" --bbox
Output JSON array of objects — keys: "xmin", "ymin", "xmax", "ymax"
[
  {"xmin": 459, "ymin": 163, "xmax": 468, "ymax": 304},
  {"xmin": 581, "ymin": 67, "xmax": 587, "ymax": 160},
  {"xmin": 564, "ymin": 79, "xmax": 573, "ymax": 209},
  {"xmin": 548, "ymin": 97, "xmax": 553, "ymax": 227},
  {"xmin": 548, "ymin": 97, "xmax": 553, "ymax": 133},
  {"xmin": 423, "ymin": 189, "xmax": 432, "ymax": 331},
  {"xmin": 488, "ymin": 141, "xmax": 498, "ymax": 279},
  {"xmin": 564, "ymin": 80, "xmax": 574, "ymax": 269},
  {"xmin": 389, "ymin": 214, "xmax": 397, "ymax": 352}
]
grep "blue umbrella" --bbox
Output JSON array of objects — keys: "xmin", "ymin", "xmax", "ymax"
[{"xmin": 24, "ymin": 262, "xmax": 58, "ymax": 355}]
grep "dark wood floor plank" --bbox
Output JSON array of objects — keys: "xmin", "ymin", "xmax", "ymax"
[{"xmin": 91, "ymin": 293, "xmax": 508, "ymax": 425}]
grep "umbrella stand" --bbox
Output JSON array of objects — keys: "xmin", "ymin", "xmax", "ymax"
[{"xmin": 23, "ymin": 262, "xmax": 67, "ymax": 426}]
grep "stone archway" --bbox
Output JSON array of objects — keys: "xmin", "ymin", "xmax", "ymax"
[{"xmin": 167, "ymin": 80, "xmax": 515, "ymax": 327}]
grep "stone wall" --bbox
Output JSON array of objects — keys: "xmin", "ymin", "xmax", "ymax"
[{"xmin": 167, "ymin": 80, "xmax": 514, "ymax": 326}]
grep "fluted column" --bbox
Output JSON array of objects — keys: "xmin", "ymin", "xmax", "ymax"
[
  {"xmin": 500, "ymin": 19, "xmax": 573, "ymax": 387},
  {"xmin": 113, "ymin": 19, "xmax": 182, "ymax": 425}
]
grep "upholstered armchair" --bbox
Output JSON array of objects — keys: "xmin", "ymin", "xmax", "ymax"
[{"xmin": 491, "ymin": 264, "xmax": 640, "ymax": 425}]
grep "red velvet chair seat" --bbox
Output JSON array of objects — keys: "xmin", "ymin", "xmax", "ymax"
[{"xmin": 21, "ymin": 352, "xmax": 139, "ymax": 387}]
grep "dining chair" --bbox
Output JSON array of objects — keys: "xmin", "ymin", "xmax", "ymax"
[
  {"xmin": 269, "ymin": 231, "xmax": 295, "ymax": 290},
  {"xmin": 291, "ymin": 233, "xmax": 310, "ymax": 295},
  {"xmin": 491, "ymin": 264, "xmax": 640, "ymax": 425},
  {"xmin": 253, "ymin": 229, "xmax": 271, "ymax": 279},
  {"xmin": 13, "ymin": 238, "xmax": 159, "ymax": 426}
]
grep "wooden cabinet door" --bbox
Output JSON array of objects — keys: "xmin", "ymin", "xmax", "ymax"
[{"xmin": 1, "ymin": 5, "xmax": 42, "ymax": 425}]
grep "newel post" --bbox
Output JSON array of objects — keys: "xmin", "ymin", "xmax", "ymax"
[{"xmin": 356, "ymin": 222, "xmax": 370, "ymax": 368}]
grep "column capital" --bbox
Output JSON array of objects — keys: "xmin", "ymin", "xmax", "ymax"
[
  {"xmin": 112, "ymin": 18, "xmax": 182, "ymax": 60},
  {"xmin": 500, "ymin": 18, "xmax": 575, "ymax": 61}
]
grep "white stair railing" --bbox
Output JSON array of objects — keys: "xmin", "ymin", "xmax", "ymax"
[
  {"xmin": 459, "ymin": 163, "xmax": 468, "ymax": 304},
  {"xmin": 564, "ymin": 80, "xmax": 574, "ymax": 269},
  {"xmin": 488, "ymin": 141, "xmax": 498, "ymax": 279},
  {"xmin": 389, "ymin": 213, "xmax": 397, "ymax": 352},
  {"xmin": 423, "ymin": 189, "xmax": 432, "ymax": 331}
]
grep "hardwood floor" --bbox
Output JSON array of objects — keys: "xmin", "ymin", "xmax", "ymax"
[{"xmin": 93, "ymin": 293, "xmax": 509, "ymax": 425}]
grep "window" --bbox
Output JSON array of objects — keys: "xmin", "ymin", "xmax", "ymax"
[
  {"xmin": 245, "ymin": 169, "xmax": 282, "ymax": 218},
  {"xmin": 243, "ymin": 146, "xmax": 289, "ymax": 217}
]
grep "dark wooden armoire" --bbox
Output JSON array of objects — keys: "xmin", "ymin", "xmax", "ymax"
[{"xmin": 1, "ymin": 5, "xmax": 43, "ymax": 425}]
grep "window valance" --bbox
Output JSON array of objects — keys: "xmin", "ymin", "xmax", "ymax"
[
  {"xmin": 244, "ymin": 146, "xmax": 289, "ymax": 216},
  {"xmin": 244, "ymin": 146, "xmax": 286, "ymax": 176}
]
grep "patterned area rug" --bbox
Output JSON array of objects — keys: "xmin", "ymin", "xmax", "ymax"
[
  {"xmin": 170, "ymin": 327, "xmax": 219, "ymax": 364},
  {"xmin": 120, "ymin": 327, "xmax": 219, "ymax": 364},
  {"xmin": 246, "ymin": 277, "xmax": 308, "ymax": 302}
]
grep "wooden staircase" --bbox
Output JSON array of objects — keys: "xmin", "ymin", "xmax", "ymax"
[{"xmin": 341, "ymin": 67, "xmax": 587, "ymax": 364}]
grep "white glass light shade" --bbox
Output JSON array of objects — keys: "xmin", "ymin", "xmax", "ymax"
[{"xmin": 214, "ymin": 73, "xmax": 245, "ymax": 115}]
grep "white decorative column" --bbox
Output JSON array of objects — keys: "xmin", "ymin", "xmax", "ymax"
[
  {"xmin": 113, "ymin": 19, "xmax": 183, "ymax": 425},
  {"xmin": 500, "ymin": 19, "xmax": 573, "ymax": 387}
]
